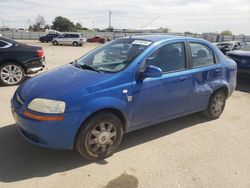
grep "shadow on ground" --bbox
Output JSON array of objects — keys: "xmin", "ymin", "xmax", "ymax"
[{"xmin": 0, "ymin": 113, "xmax": 207, "ymax": 182}]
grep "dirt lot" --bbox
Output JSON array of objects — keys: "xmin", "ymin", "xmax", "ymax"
[{"xmin": 0, "ymin": 41, "xmax": 250, "ymax": 188}]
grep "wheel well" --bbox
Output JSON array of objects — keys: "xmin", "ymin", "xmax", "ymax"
[
  {"xmin": 0, "ymin": 60, "xmax": 26, "ymax": 73},
  {"xmin": 213, "ymin": 86, "xmax": 229, "ymax": 98},
  {"xmin": 88, "ymin": 108, "xmax": 127, "ymax": 132},
  {"xmin": 74, "ymin": 108, "xmax": 128, "ymax": 148}
]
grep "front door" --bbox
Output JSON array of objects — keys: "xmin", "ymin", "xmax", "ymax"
[{"xmin": 131, "ymin": 42, "xmax": 191, "ymax": 126}]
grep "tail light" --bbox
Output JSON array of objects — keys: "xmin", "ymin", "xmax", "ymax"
[
  {"xmin": 37, "ymin": 49, "xmax": 44, "ymax": 58},
  {"xmin": 80, "ymin": 38, "xmax": 83, "ymax": 41}
]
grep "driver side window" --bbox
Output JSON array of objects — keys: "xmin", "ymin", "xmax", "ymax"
[{"xmin": 145, "ymin": 42, "xmax": 186, "ymax": 73}]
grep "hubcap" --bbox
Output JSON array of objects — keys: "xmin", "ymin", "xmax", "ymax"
[
  {"xmin": 0, "ymin": 65, "xmax": 23, "ymax": 85},
  {"xmin": 88, "ymin": 122, "xmax": 117, "ymax": 154},
  {"xmin": 211, "ymin": 93, "xmax": 224, "ymax": 116}
]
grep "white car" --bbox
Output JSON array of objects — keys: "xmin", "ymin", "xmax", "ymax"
[{"xmin": 52, "ymin": 33, "xmax": 86, "ymax": 46}]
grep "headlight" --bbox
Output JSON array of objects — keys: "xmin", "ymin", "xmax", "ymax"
[{"xmin": 28, "ymin": 98, "xmax": 66, "ymax": 114}]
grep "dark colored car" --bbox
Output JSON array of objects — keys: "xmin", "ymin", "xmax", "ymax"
[
  {"xmin": 227, "ymin": 50, "xmax": 250, "ymax": 75},
  {"xmin": 39, "ymin": 33, "xmax": 59, "ymax": 43},
  {"xmin": 87, "ymin": 36, "xmax": 107, "ymax": 43},
  {"xmin": 11, "ymin": 35, "xmax": 237, "ymax": 160},
  {"xmin": 0, "ymin": 37, "xmax": 45, "ymax": 86},
  {"xmin": 216, "ymin": 41, "xmax": 241, "ymax": 54}
]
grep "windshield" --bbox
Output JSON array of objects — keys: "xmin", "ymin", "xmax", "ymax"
[{"xmin": 75, "ymin": 38, "xmax": 152, "ymax": 73}]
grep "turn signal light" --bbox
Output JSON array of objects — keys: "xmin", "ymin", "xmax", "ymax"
[{"xmin": 23, "ymin": 111, "xmax": 64, "ymax": 121}]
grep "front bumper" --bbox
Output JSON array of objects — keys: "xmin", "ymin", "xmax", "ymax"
[{"xmin": 11, "ymin": 94, "xmax": 88, "ymax": 150}]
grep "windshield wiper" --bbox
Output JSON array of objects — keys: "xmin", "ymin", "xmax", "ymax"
[
  {"xmin": 73, "ymin": 61, "xmax": 102, "ymax": 73},
  {"xmin": 80, "ymin": 64, "xmax": 102, "ymax": 73}
]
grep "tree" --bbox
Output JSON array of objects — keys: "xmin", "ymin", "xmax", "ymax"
[
  {"xmin": 184, "ymin": 31, "xmax": 192, "ymax": 35},
  {"xmin": 33, "ymin": 15, "xmax": 46, "ymax": 31},
  {"xmin": 44, "ymin": 24, "xmax": 51, "ymax": 30},
  {"xmin": 221, "ymin": 30, "xmax": 233, "ymax": 36},
  {"xmin": 162, "ymin": 28, "xmax": 170, "ymax": 33},
  {"xmin": 74, "ymin": 22, "xmax": 82, "ymax": 30},
  {"xmin": 51, "ymin": 16, "xmax": 75, "ymax": 31}
]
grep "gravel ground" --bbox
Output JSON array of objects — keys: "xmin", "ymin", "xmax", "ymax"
[{"xmin": 0, "ymin": 41, "xmax": 250, "ymax": 188}]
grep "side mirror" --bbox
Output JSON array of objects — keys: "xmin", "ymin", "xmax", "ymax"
[{"xmin": 140, "ymin": 65, "xmax": 163, "ymax": 79}]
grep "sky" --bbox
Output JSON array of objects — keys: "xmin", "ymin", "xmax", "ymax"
[{"xmin": 0, "ymin": 0, "xmax": 250, "ymax": 34}]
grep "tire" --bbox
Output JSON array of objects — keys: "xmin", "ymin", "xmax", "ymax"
[
  {"xmin": 73, "ymin": 42, "xmax": 79, "ymax": 46},
  {"xmin": 53, "ymin": 41, "xmax": 58, "ymax": 45},
  {"xmin": 75, "ymin": 112, "xmax": 123, "ymax": 161},
  {"xmin": 0, "ymin": 63, "xmax": 25, "ymax": 86},
  {"xmin": 203, "ymin": 90, "xmax": 226, "ymax": 120}
]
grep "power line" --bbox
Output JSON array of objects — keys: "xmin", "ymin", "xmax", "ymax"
[{"xmin": 140, "ymin": 16, "xmax": 160, "ymax": 29}]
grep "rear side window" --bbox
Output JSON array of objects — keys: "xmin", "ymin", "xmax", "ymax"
[
  {"xmin": 0, "ymin": 40, "xmax": 7, "ymax": 48},
  {"xmin": 190, "ymin": 43, "xmax": 215, "ymax": 68},
  {"xmin": 70, "ymin": 34, "xmax": 79, "ymax": 38}
]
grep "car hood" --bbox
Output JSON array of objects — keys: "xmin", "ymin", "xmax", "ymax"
[
  {"xmin": 228, "ymin": 50, "xmax": 250, "ymax": 58},
  {"xmin": 18, "ymin": 64, "xmax": 113, "ymax": 101}
]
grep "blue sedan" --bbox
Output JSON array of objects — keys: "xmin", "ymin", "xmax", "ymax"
[{"xmin": 11, "ymin": 35, "xmax": 237, "ymax": 160}]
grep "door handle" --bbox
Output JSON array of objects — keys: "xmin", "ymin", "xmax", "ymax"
[
  {"xmin": 215, "ymin": 69, "xmax": 222, "ymax": 76},
  {"xmin": 215, "ymin": 69, "xmax": 221, "ymax": 73}
]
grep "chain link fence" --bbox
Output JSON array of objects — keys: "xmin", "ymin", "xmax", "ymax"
[{"xmin": 1, "ymin": 30, "xmax": 250, "ymax": 42}]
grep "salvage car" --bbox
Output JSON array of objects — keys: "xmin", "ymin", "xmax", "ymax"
[
  {"xmin": 52, "ymin": 33, "xmax": 86, "ymax": 46},
  {"xmin": 227, "ymin": 50, "xmax": 250, "ymax": 75},
  {"xmin": 11, "ymin": 35, "xmax": 237, "ymax": 160},
  {"xmin": 0, "ymin": 37, "xmax": 45, "ymax": 86},
  {"xmin": 39, "ymin": 33, "xmax": 60, "ymax": 43},
  {"xmin": 216, "ymin": 41, "xmax": 241, "ymax": 54},
  {"xmin": 87, "ymin": 36, "xmax": 109, "ymax": 43}
]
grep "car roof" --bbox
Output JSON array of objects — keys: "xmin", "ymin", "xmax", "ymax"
[
  {"xmin": 129, "ymin": 35, "xmax": 203, "ymax": 43},
  {"xmin": 0, "ymin": 36, "xmax": 20, "ymax": 44}
]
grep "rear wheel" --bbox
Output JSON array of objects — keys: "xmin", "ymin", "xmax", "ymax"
[
  {"xmin": 203, "ymin": 90, "xmax": 226, "ymax": 119},
  {"xmin": 75, "ymin": 112, "xmax": 123, "ymax": 161},
  {"xmin": 53, "ymin": 41, "xmax": 58, "ymax": 45},
  {"xmin": 0, "ymin": 63, "xmax": 25, "ymax": 86},
  {"xmin": 73, "ymin": 42, "xmax": 79, "ymax": 46}
]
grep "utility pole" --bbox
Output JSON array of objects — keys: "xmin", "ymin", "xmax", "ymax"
[
  {"xmin": 28, "ymin": 19, "xmax": 31, "ymax": 30},
  {"xmin": 108, "ymin": 10, "xmax": 112, "ymax": 30}
]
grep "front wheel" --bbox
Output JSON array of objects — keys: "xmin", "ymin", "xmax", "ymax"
[
  {"xmin": 75, "ymin": 112, "xmax": 123, "ymax": 161},
  {"xmin": 203, "ymin": 90, "xmax": 226, "ymax": 120},
  {"xmin": 53, "ymin": 41, "xmax": 58, "ymax": 45},
  {"xmin": 0, "ymin": 63, "xmax": 25, "ymax": 86}
]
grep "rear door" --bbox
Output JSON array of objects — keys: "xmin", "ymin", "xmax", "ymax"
[
  {"xmin": 62, "ymin": 34, "xmax": 71, "ymax": 45},
  {"xmin": 187, "ymin": 42, "xmax": 224, "ymax": 111}
]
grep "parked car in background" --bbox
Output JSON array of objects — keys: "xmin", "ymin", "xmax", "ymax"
[
  {"xmin": 11, "ymin": 35, "xmax": 237, "ymax": 160},
  {"xmin": 227, "ymin": 50, "xmax": 250, "ymax": 75},
  {"xmin": 87, "ymin": 36, "xmax": 109, "ymax": 43},
  {"xmin": 52, "ymin": 33, "xmax": 86, "ymax": 46},
  {"xmin": 39, "ymin": 33, "xmax": 60, "ymax": 43},
  {"xmin": 215, "ymin": 41, "xmax": 241, "ymax": 54},
  {"xmin": 0, "ymin": 36, "xmax": 45, "ymax": 86}
]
